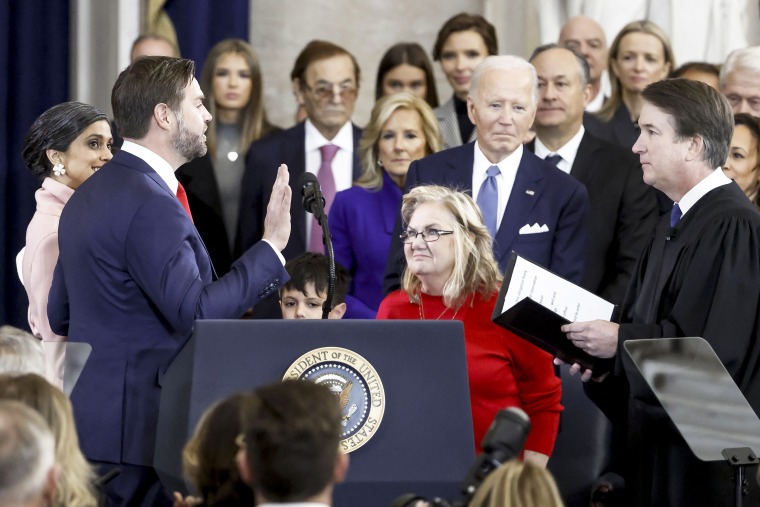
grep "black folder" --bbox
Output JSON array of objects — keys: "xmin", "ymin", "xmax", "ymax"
[{"xmin": 491, "ymin": 252, "xmax": 616, "ymax": 372}]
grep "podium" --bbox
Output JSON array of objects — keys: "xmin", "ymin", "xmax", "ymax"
[{"xmin": 155, "ymin": 319, "xmax": 475, "ymax": 507}]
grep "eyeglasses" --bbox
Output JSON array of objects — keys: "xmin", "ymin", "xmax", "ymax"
[
  {"xmin": 304, "ymin": 81, "xmax": 357, "ymax": 101},
  {"xmin": 400, "ymin": 228, "xmax": 454, "ymax": 244}
]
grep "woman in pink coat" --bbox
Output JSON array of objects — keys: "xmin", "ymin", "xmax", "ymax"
[{"xmin": 21, "ymin": 102, "xmax": 113, "ymax": 386}]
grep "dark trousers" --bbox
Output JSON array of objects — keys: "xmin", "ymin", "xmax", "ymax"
[{"xmin": 93, "ymin": 461, "xmax": 173, "ymax": 507}]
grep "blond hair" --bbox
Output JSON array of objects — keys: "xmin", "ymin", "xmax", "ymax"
[
  {"xmin": 469, "ymin": 460, "xmax": 565, "ymax": 507},
  {"xmin": 0, "ymin": 374, "xmax": 97, "ymax": 507},
  {"xmin": 401, "ymin": 185, "xmax": 501, "ymax": 308},
  {"xmin": 356, "ymin": 92, "xmax": 442, "ymax": 190},
  {"xmin": 596, "ymin": 20, "xmax": 675, "ymax": 123}
]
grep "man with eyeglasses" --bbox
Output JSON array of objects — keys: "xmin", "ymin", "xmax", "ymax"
[
  {"xmin": 384, "ymin": 55, "xmax": 589, "ymax": 292},
  {"xmin": 720, "ymin": 46, "xmax": 760, "ymax": 116},
  {"xmin": 239, "ymin": 40, "xmax": 363, "ymax": 318}
]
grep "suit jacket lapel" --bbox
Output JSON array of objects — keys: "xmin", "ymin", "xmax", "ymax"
[
  {"xmin": 445, "ymin": 143, "xmax": 475, "ymax": 192},
  {"xmin": 379, "ymin": 172, "xmax": 403, "ymax": 234},
  {"xmin": 179, "ymin": 155, "xmax": 223, "ymax": 215},
  {"xmin": 436, "ymin": 98, "xmax": 461, "ymax": 149},
  {"xmin": 351, "ymin": 124, "xmax": 363, "ymax": 180},
  {"xmin": 494, "ymin": 151, "xmax": 544, "ymax": 265},
  {"xmin": 570, "ymin": 133, "xmax": 597, "ymax": 183}
]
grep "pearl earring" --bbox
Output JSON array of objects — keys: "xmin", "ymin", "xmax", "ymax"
[
  {"xmin": 53, "ymin": 163, "xmax": 66, "ymax": 177},
  {"xmin": 377, "ymin": 159, "xmax": 384, "ymax": 167}
]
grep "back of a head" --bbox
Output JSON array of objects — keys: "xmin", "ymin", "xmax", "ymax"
[
  {"xmin": 243, "ymin": 380, "xmax": 342, "ymax": 502},
  {"xmin": 111, "ymin": 56, "xmax": 195, "ymax": 140},
  {"xmin": 642, "ymin": 78, "xmax": 734, "ymax": 169},
  {"xmin": 468, "ymin": 460, "xmax": 564, "ymax": 507},
  {"xmin": 0, "ymin": 326, "xmax": 45, "ymax": 377},
  {"xmin": 0, "ymin": 400, "xmax": 56, "ymax": 506},
  {"xmin": 0, "ymin": 374, "xmax": 96, "ymax": 507},
  {"xmin": 183, "ymin": 392, "xmax": 257, "ymax": 506}
]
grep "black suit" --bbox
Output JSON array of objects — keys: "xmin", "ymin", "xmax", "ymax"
[
  {"xmin": 528, "ymin": 133, "xmax": 659, "ymax": 305},
  {"xmin": 237, "ymin": 121, "xmax": 363, "ymax": 317},
  {"xmin": 584, "ymin": 111, "xmax": 673, "ymax": 215},
  {"xmin": 176, "ymin": 154, "xmax": 231, "ymax": 276}
]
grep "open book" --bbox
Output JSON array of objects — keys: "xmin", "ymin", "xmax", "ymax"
[{"xmin": 492, "ymin": 252, "xmax": 616, "ymax": 372}]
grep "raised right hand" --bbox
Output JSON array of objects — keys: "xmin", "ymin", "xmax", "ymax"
[{"xmin": 262, "ymin": 164, "xmax": 292, "ymax": 252}]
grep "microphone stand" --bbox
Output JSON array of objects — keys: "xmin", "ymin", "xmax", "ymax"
[{"xmin": 310, "ymin": 187, "xmax": 335, "ymax": 320}]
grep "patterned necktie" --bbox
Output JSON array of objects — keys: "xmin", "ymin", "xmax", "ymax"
[
  {"xmin": 176, "ymin": 182, "xmax": 193, "ymax": 222},
  {"xmin": 544, "ymin": 154, "xmax": 562, "ymax": 166},
  {"xmin": 309, "ymin": 144, "xmax": 339, "ymax": 252},
  {"xmin": 476, "ymin": 165, "xmax": 501, "ymax": 238},
  {"xmin": 670, "ymin": 203, "xmax": 682, "ymax": 228}
]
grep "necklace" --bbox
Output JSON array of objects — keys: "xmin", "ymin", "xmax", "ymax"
[{"xmin": 418, "ymin": 294, "xmax": 461, "ymax": 320}]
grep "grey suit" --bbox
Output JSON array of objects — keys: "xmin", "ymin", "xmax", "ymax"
[{"xmin": 435, "ymin": 97, "xmax": 477, "ymax": 149}]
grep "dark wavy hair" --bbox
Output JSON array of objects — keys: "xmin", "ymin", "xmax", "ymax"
[
  {"xmin": 375, "ymin": 42, "xmax": 439, "ymax": 108},
  {"xmin": 22, "ymin": 101, "xmax": 108, "ymax": 180}
]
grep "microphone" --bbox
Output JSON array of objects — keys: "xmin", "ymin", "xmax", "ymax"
[
  {"xmin": 297, "ymin": 172, "xmax": 325, "ymax": 216},
  {"xmin": 296, "ymin": 171, "xmax": 335, "ymax": 319},
  {"xmin": 666, "ymin": 228, "xmax": 677, "ymax": 241}
]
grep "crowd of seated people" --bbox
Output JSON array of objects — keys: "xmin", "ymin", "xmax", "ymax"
[{"xmin": 9, "ymin": 11, "xmax": 760, "ymax": 507}]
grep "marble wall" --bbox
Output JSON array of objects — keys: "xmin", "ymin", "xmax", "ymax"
[{"xmin": 250, "ymin": 0, "xmax": 481, "ymax": 129}]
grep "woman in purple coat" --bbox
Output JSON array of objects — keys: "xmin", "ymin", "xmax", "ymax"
[{"xmin": 329, "ymin": 92, "xmax": 441, "ymax": 318}]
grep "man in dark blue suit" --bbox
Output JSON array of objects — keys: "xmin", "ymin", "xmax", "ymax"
[
  {"xmin": 237, "ymin": 40, "xmax": 363, "ymax": 318},
  {"xmin": 385, "ymin": 55, "xmax": 589, "ymax": 292},
  {"xmin": 47, "ymin": 57, "xmax": 292, "ymax": 506}
]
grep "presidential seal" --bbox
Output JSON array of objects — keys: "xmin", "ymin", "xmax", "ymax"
[{"xmin": 284, "ymin": 347, "xmax": 385, "ymax": 453}]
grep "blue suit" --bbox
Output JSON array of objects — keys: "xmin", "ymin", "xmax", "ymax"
[
  {"xmin": 48, "ymin": 150, "xmax": 287, "ymax": 469},
  {"xmin": 384, "ymin": 143, "xmax": 589, "ymax": 292},
  {"xmin": 329, "ymin": 171, "xmax": 402, "ymax": 318}
]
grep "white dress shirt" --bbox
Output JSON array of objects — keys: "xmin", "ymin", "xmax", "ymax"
[
  {"xmin": 533, "ymin": 126, "xmax": 585, "ymax": 175},
  {"xmin": 121, "ymin": 140, "xmax": 178, "ymax": 194},
  {"xmin": 304, "ymin": 119, "xmax": 355, "ymax": 246},
  {"xmin": 678, "ymin": 167, "xmax": 732, "ymax": 217}
]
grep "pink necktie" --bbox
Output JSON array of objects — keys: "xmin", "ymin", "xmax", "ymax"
[
  {"xmin": 309, "ymin": 144, "xmax": 339, "ymax": 252},
  {"xmin": 177, "ymin": 182, "xmax": 193, "ymax": 222}
]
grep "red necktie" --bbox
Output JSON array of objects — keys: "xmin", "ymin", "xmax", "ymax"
[
  {"xmin": 177, "ymin": 182, "xmax": 193, "ymax": 222},
  {"xmin": 309, "ymin": 144, "xmax": 339, "ymax": 252}
]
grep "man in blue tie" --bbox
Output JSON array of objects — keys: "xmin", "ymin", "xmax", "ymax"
[{"xmin": 385, "ymin": 55, "xmax": 589, "ymax": 291}]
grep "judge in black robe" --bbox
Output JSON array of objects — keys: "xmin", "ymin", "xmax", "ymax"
[{"xmin": 562, "ymin": 79, "xmax": 760, "ymax": 506}]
